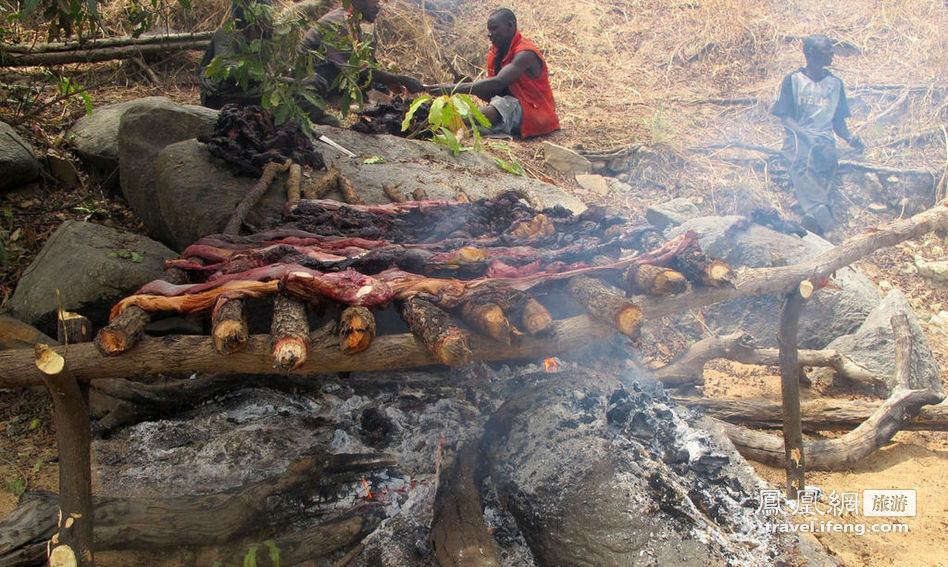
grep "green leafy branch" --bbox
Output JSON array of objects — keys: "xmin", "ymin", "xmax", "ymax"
[{"xmin": 402, "ymin": 93, "xmax": 490, "ymax": 156}]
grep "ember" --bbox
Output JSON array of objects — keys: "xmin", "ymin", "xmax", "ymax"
[{"xmin": 543, "ymin": 357, "xmax": 558, "ymax": 372}]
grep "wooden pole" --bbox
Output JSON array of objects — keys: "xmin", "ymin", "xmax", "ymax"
[
  {"xmin": 34, "ymin": 344, "xmax": 94, "ymax": 567},
  {"xmin": 778, "ymin": 282, "xmax": 808, "ymax": 498}
]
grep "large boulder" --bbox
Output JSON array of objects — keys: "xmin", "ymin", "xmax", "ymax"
[
  {"xmin": 825, "ymin": 290, "xmax": 943, "ymax": 395},
  {"xmin": 151, "ymin": 124, "xmax": 588, "ymax": 251},
  {"xmin": 669, "ymin": 216, "xmax": 881, "ymax": 349},
  {"xmin": 118, "ymin": 97, "xmax": 218, "ymax": 246},
  {"xmin": 155, "ymin": 139, "xmax": 286, "ymax": 251},
  {"xmin": 0, "ymin": 121, "xmax": 40, "ymax": 191},
  {"xmin": 310, "ymin": 125, "xmax": 587, "ymax": 213},
  {"xmin": 68, "ymin": 97, "xmax": 178, "ymax": 193},
  {"xmin": 6, "ymin": 220, "xmax": 176, "ymax": 334}
]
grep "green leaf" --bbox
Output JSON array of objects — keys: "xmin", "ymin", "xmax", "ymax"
[
  {"xmin": 438, "ymin": 126, "xmax": 460, "ymax": 156},
  {"xmin": 28, "ymin": 417, "xmax": 41, "ymax": 430},
  {"xmin": 106, "ymin": 250, "xmax": 143, "ymax": 262},
  {"xmin": 428, "ymin": 96, "xmax": 446, "ymax": 128},
  {"xmin": 264, "ymin": 540, "xmax": 280, "ymax": 567},
  {"xmin": 243, "ymin": 544, "xmax": 258, "ymax": 567},
  {"xmin": 492, "ymin": 156, "xmax": 525, "ymax": 175},
  {"xmin": 363, "ymin": 156, "xmax": 385, "ymax": 164},
  {"xmin": 402, "ymin": 94, "xmax": 431, "ymax": 131}
]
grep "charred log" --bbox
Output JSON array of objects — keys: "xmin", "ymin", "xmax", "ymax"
[
  {"xmin": 94, "ymin": 305, "xmax": 150, "ymax": 356},
  {"xmin": 270, "ymin": 294, "xmax": 309, "ymax": 372},
  {"xmin": 671, "ymin": 242, "xmax": 735, "ymax": 288},
  {"xmin": 397, "ymin": 297, "xmax": 472, "ymax": 368},
  {"xmin": 429, "ymin": 442, "xmax": 500, "ymax": 567},
  {"xmin": 0, "ymin": 314, "xmax": 617, "ymax": 387},
  {"xmin": 674, "ymin": 396, "xmax": 948, "ymax": 432},
  {"xmin": 624, "ymin": 263, "xmax": 687, "ymax": 296},
  {"xmin": 0, "ymin": 454, "xmax": 393, "ymax": 562},
  {"xmin": 566, "ymin": 275, "xmax": 642, "ymax": 338}
]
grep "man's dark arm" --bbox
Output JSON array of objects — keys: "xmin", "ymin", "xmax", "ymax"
[
  {"xmin": 833, "ymin": 114, "xmax": 863, "ymax": 149},
  {"xmin": 428, "ymin": 50, "xmax": 538, "ymax": 99},
  {"xmin": 364, "ymin": 68, "xmax": 423, "ymax": 94},
  {"xmin": 832, "ymin": 85, "xmax": 863, "ymax": 149}
]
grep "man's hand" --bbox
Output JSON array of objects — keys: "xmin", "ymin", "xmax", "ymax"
[{"xmin": 847, "ymin": 135, "xmax": 865, "ymax": 151}]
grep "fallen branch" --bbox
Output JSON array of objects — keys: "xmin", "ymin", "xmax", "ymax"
[
  {"xmin": 634, "ymin": 200, "xmax": 948, "ymax": 320},
  {"xmin": 653, "ymin": 332, "xmax": 883, "ymax": 388},
  {"xmin": 0, "ymin": 35, "xmax": 212, "ymax": 67},
  {"xmin": 223, "ymin": 159, "xmax": 292, "ymax": 236},
  {"xmin": 716, "ymin": 314, "xmax": 945, "ymax": 470},
  {"xmin": 674, "ymin": 396, "xmax": 948, "ymax": 431}
]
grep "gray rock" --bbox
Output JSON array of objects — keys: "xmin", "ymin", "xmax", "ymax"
[
  {"xmin": 542, "ymin": 140, "xmax": 591, "ymax": 174},
  {"xmin": 68, "ymin": 97, "xmax": 178, "ymax": 193},
  {"xmin": 669, "ymin": 216, "xmax": 880, "ymax": 349},
  {"xmin": 0, "ymin": 121, "xmax": 40, "ymax": 190},
  {"xmin": 574, "ymin": 173, "xmax": 611, "ymax": 195},
  {"xmin": 646, "ymin": 197, "xmax": 701, "ymax": 228},
  {"xmin": 118, "ymin": 97, "xmax": 218, "ymax": 246},
  {"xmin": 826, "ymin": 290, "xmax": 943, "ymax": 396},
  {"xmin": 915, "ymin": 257, "xmax": 948, "ymax": 283},
  {"xmin": 312, "ymin": 126, "xmax": 587, "ymax": 213},
  {"xmin": 6, "ymin": 220, "xmax": 176, "ymax": 335},
  {"xmin": 151, "ymin": 126, "xmax": 588, "ymax": 251},
  {"xmin": 154, "ymin": 139, "xmax": 284, "ymax": 252}
]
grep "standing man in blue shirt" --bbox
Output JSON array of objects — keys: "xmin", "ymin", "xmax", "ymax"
[{"xmin": 771, "ymin": 34, "xmax": 864, "ymax": 236}]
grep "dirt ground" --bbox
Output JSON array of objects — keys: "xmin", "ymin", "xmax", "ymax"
[{"xmin": 1, "ymin": 0, "xmax": 947, "ymax": 565}]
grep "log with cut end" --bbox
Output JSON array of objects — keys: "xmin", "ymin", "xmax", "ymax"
[
  {"xmin": 625, "ymin": 263, "xmax": 688, "ymax": 296},
  {"xmin": 518, "ymin": 297, "xmax": 553, "ymax": 335},
  {"xmin": 339, "ymin": 306, "xmax": 376, "ymax": 355},
  {"xmin": 285, "ymin": 162, "xmax": 303, "ymax": 202},
  {"xmin": 671, "ymin": 243, "xmax": 734, "ymax": 287},
  {"xmin": 429, "ymin": 442, "xmax": 500, "ymax": 566},
  {"xmin": 211, "ymin": 296, "xmax": 248, "ymax": 354},
  {"xmin": 397, "ymin": 297, "xmax": 472, "ymax": 367},
  {"xmin": 382, "ymin": 182, "xmax": 408, "ymax": 203},
  {"xmin": 566, "ymin": 275, "xmax": 642, "ymax": 338},
  {"xmin": 270, "ymin": 294, "xmax": 309, "ymax": 372},
  {"xmin": 57, "ymin": 311, "xmax": 93, "ymax": 345},
  {"xmin": 34, "ymin": 344, "xmax": 94, "ymax": 567},
  {"xmin": 0, "ymin": 314, "xmax": 57, "ymax": 350},
  {"xmin": 94, "ymin": 305, "xmax": 151, "ymax": 356},
  {"xmin": 303, "ymin": 166, "xmax": 340, "ymax": 200},
  {"xmin": 458, "ymin": 301, "xmax": 512, "ymax": 344},
  {"xmin": 338, "ymin": 170, "xmax": 364, "ymax": 205}
]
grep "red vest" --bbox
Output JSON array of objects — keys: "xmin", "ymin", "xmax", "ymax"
[{"xmin": 486, "ymin": 31, "xmax": 560, "ymax": 138}]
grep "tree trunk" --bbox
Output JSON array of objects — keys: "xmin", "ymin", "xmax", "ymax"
[
  {"xmin": 0, "ymin": 314, "xmax": 617, "ymax": 387},
  {"xmin": 0, "ymin": 34, "xmax": 212, "ymax": 67}
]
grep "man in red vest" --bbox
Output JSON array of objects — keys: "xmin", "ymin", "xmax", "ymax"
[{"xmin": 427, "ymin": 8, "xmax": 560, "ymax": 138}]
